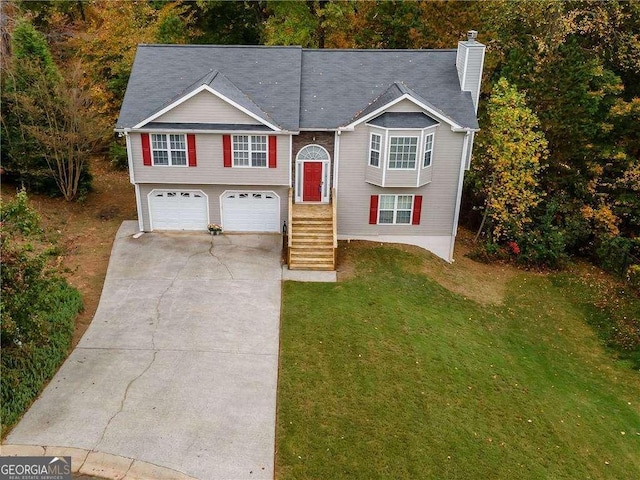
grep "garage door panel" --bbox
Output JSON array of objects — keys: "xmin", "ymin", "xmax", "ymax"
[
  {"xmin": 149, "ymin": 190, "xmax": 208, "ymax": 231},
  {"xmin": 222, "ymin": 192, "xmax": 279, "ymax": 232}
]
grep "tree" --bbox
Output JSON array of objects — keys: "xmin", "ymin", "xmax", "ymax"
[
  {"xmin": 12, "ymin": 62, "xmax": 102, "ymax": 201},
  {"xmin": 479, "ymin": 0, "xmax": 639, "ymax": 265},
  {"xmin": 1, "ymin": 18, "xmax": 64, "ymax": 193},
  {"xmin": 264, "ymin": 1, "xmax": 322, "ymax": 47},
  {"xmin": 69, "ymin": 1, "xmax": 192, "ymax": 123},
  {"xmin": 189, "ymin": 1, "xmax": 265, "ymax": 45},
  {"xmin": 473, "ymin": 78, "xmax": 548, "ymax": 243},
  {"xmin": 2, "ymin": 17, "xmax": 98, "ymax": 200}
]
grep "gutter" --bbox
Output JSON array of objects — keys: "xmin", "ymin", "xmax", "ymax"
[
  {"xmin": 115, "ymin": 128, "xmax": 297, "ymax": 135},
  {"xmin": 449, "ymin": 130, "xmax": 471, "ymax": 261}
]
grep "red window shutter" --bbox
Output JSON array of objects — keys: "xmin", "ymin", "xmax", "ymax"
[
  {"xmin": 223, "ymin": 135, "xmax": 232, "ymax": 167},
  {"xmin": 187, "ymin": 134, "xmax": 197, "ymax": 167},
  {"xmin": 412, "ymin": 195, "xmax": 423, "ymax": 225},
  {"xmin": 369, "ymin": 195, "xmax": 379, "ymax": 224},
  {"xmin": 268, "ymin": 136, "xmax": 277, "ymax": 168},
  {"xmin": 141, "ymin": 133, "xmax": 151, "ymax": 166}
]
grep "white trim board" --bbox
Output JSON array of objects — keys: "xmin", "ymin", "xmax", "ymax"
[{"xmin": 337, "ymin": 234, "xmax": 454, "ymax": 263}]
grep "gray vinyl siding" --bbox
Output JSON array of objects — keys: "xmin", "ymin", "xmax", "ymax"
[
  {"xmin": 385, "ymin": 99, "xmax": 425, "ymax": 113},
  {"xmin": 138, "ymin": 183, "xmax": 288, "ymax": 232},
  {"xmin": 365, "ymin": 164, "xmax": 383, "ymax": 186},
  {"xmin": 130, "ymin": 133, "xmax": 290, "ymax": 186},
  {"xmin": 154, "ymin": 91, "xmax": 258, "ymax": 124},
  {"xmin": 337, "ymin": 121, "xmax": 464, "ymax": 236},
  {"xmin": 418, "ymin": 165, "xmax": 433, "ymax": 186},
  {"xmin": 456, "ymin": 42, "xmax": 485, "ymax": 111},
  {"xmin": 456, "ymin": 44, "xmax": 466, "ymax": 86},
  {"xmin": 384, "ymin": 169, "xmax": 418, "ymax": 187}
]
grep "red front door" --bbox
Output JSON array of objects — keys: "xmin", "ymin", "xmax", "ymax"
[{"xmin": 303, "ymin": 162, "xmax": 323, "ymax": 201}]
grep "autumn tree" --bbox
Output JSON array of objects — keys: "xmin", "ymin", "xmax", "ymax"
[
  {"xmin": 2, "ymin": 18, "xmax": 98, "ymax": 200},
  {"xmin": 14, "ymin": 62, "xmax": 102, "ymax": 201},
  {"xmin": 472, "ymin": 78, "xmax": 548, "ymax": 244},
  {"xmin": 479, "ymin": 0, "xmax": 639, "ymax": 268},
  {"xmin": 264, "ymin": 1, "xmax": 323, "ymax": 47},
  {"xmin": 69, "ymin": 1, "xmax": 192, "ymax": 124}
]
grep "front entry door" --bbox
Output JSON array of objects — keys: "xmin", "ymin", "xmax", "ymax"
[{"xmin": 303, "ymin": 162, "xmax": 323, "ymax": 201}]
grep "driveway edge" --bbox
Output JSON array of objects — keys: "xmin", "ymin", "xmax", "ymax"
[{"xmin": 0, "ymin": 444, "xmax": 198, "ymax": 480}]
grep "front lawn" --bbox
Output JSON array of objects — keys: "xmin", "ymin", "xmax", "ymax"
[{"xmin": 276, "ymin": 242, "xmax": 640, "ymax": 479}]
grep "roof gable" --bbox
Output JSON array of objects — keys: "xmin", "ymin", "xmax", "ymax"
[
  {"xmin": 136, "ymin": 81, "xmax": 280, "ymax": 130},
  {"xmin": 346, "ymin": 82, "xmax": 465, "ymax": 130}
]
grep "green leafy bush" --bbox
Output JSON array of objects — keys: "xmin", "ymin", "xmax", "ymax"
[
  {"xmin": 109, "ymin": 139, "xmax": 129, "ymax": 170},
  {"xmin": 0, "ymin": 192, "xmax": 83, "ymax": 435},
  {"xmin": 595, "ymin": 236, "xmax": 634, "ymax": 276},
  {"xmin": 516, "ymin": 201, "xmax": 568, "ymax": 268},
  {"xmin": 1, "ymin": 281, "xmax": 81, "ymax": 434},
  {"xmin": 628, "ymin": 265, "xmax": 640, "ymax": 292},
  {"xmin": 0, "ymin": 189, "xmax": 42, "ymax": 236}
]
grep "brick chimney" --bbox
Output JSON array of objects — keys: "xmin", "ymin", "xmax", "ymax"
[{"xmin": 456, "ymin": 30, "xmax": 485, "ymax": 113}]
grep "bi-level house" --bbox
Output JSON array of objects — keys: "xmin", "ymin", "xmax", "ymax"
[{"xmin": 116, "ymin": 31, "xmax": 485, "ymax": 270}]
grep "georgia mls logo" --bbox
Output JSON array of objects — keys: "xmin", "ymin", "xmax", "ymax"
[
  {"xmin": 0, "ymin": 456, "xmax": 71, "ymax": 480},
  {"xmin": 48, "ymin": 457, "xmax": 70, "ymax": 475}
]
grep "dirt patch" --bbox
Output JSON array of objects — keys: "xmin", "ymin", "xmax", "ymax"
[
  {"xmin": 421, "ymin": 229, "xmax": 522, "ymax": 306},
  {"xmin": 1, "ymin": 159, "xmax": 136, "ymax": 346},
  {"xmin": 336, "ymin": 229, "xmax": 522, "ymax": 306}
]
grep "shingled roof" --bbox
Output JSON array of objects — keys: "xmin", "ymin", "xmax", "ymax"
[{"xmin": 116, "ymin": 45, "xmax": 479, "ymax": 132}]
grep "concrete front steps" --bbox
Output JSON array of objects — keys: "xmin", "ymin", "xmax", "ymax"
[{"xmin": 288, "ymin": 203, "xmax": 336, "ymax": 271}]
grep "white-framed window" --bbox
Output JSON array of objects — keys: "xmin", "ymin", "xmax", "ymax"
[
  {"xmin": 151, "ymin": 134, "xmax": 187, "ymax": 166},
  {"xmin": 388, "ymin": 137, "xmax": 418, "ymax": 169},
  {"xmin": 378, "ymin": 194, "xmax": 413, "ymax": 224},
  {"xmin": 423, "ymin": 133, "xmax": 434, "ymax": 167},
  {"xmin": 233, "ymin": 135, "xmax": 267, "ymax": 167},
  {"xmin": 369, "ymin": 133, "xmax": 381, "ymax": 167}
]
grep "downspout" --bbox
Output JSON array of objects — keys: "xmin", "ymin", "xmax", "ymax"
[
  {"xmin": 289, "ymin": 135, "xmax": 293, "ymax": 190},
  {"xmin": 450, "ymin": 130, "xmax": 471, "ymax": 262},
  {"xmin": 333, "ymin": 131, "xmax": 341, "ymax": 193},
  {"xmin": 124, "ymin": 131, "xmax": 144, "ymax": 232}
]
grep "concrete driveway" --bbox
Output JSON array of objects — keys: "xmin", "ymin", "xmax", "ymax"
[{"xmin": 5, "ymin": 221, "xmax": 282, "ymax": 480}]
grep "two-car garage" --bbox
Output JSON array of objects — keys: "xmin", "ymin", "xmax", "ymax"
[{"xmin": 147, "ymin": 189, "xmax": 280, "ymax": 233}]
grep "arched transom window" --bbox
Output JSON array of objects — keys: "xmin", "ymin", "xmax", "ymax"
[{"xmin": 296, "ymin": 144, "xmax": 330, "ymax": 161}]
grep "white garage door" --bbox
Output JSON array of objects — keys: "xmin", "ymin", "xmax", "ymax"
[
  {"xmin": 222, "ymin": 191, "xmax": 280, "ymax": 232},
  {"xmin": 149, "ymin": 190, "xmax": 208, "ymax": 231}
]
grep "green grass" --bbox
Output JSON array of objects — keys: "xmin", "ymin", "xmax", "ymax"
[{"xmin": 276, "ymin": 244, "xmax": 640, "ymax": 479}]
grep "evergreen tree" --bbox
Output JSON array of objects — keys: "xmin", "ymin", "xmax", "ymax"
[{"xmin": 1, "ymin": 18, "xmax": 62, "ymax": 192}]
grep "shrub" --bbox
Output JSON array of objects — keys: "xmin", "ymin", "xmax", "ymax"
[
  {"xmin": 515, "ymin": 201, "xmax": 568, "ymax": 268},
  {"xmin": 0, "ymin": 189, "xmax": 42, "ymax": 236},
  {"xmin": 628, "ymin": 264, "xmax": 640, "ymax": 292},
  {"xmin": 0, "ymin": 192, "xmax": 83, "ymax": 435},
  {"xmin": 595, "ymin": 235, "xmax": 633, "ymax": 276},
  {"xmin": 109, "ymin": 139, "xmax": 129, "ymax": 170},
  {"xmin": 1, "ymin": 281, "xmax": 81, "ymax": 435}
]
